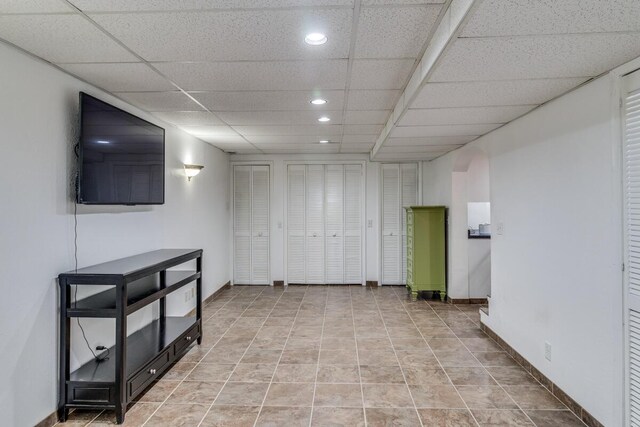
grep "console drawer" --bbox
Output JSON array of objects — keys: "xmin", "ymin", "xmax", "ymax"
[
  {"xmin": 128, "ymin": 350, "xmax": 170, "ymax": 399},
  {"xmin": 174, "ymin": 322, "xmax": 200, "ymax": 356},
  {"xmin": 67, "ymin": 383, "xmax": 115, "ymax": 405}
]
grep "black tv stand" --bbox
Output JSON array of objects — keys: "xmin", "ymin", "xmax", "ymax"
[{"xmin": 57, "ymin": 249, "xmax": 203, "ymax": 424}]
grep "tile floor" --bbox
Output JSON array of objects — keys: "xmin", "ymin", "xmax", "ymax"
[{"xmin": 57, "ymin": 285, "xmax": 586, "ymax": 426}]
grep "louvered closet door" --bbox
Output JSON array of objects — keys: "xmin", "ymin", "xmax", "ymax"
[
  {"xmin": 344, "ymin": 164, "xmax": 363, "ymax": 283},
  {"xmin": 624, "ymin": 69, "xmax": 640, "ymax": 427},
  {"xmin": 234, "ymin": 165, "xmax": 270, "ymax": 285},
  {"xmin": 325, "ymin": 165, "xmax": 344, "ymax": 284},
  {"xmin": 306, "ymin": 165, "xmax": 326, "ymax": 284},
  {"xmin": 381, "ymin": 163, "xmax": 418, "ymax": 285},
  {"xmin": 251, "ymin": 166, "xmax": 270, "ymax": 284},
  {"xmin": 233, "ymin": 166, "xmax": 251, "ymax": 284},
  {"xmin": 400, "ymin": 164, "xmax": 419, "ymax": 284},
  {"xmin": 287, "ymin": 165, "xmax": 306, "ymax": 284},
  {"xmin": 382, "ymin": 164, "xmax": 401, "ymax": 284}
]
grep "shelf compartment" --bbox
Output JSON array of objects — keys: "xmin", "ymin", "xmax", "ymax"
[
  {"xmin": 67, "ymin": 271, "xmax": 200, "ymax": 317},
  {"xmin": 69, "ymin": 316, "xmax": 197, "ymax": 384}
]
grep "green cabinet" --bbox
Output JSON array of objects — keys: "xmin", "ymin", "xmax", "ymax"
[{"xmin": 405, "ymin": 206, "xmax": 447, "ymax": 301}]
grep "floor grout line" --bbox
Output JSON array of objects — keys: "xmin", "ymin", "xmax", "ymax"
[
  {"xmin": 391, "ymin": 288, "xmax": 482, "ymax": 427},
  {"xmin": 351, "ymin": 286, "xmax": 369, "ymax": 427},
  {"xmin": 252, "ymin": 286, "xmax": 307, "ymax": 426},
  {"xmin": 141, "ymin": 286, "xmax": 267, "ymax": 427},
  {"xmin": 307, "ymin": 287, "xmax": 329, "ymax": 427},
  {"xmin": 76, "ymin": 285, "xmax": 248, "ymax": 427},
  {"xmin": 369, "ymin": 287, "xmax": 426, "ymax": 427},
  {"xmin": 442, "ymin": 301, "xmax": 588, "ymax": 427},
  {"xmin": 193, "ymin": 286, "xmax": 287, "ymax": 427},
  {"xmin": 68, "ymin": 286, "xmax": 587, "ymax": 427}
]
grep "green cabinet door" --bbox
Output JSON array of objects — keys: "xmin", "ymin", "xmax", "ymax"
[{"xmin": 405, "ymin": 206, "xmax": 446, "ymax": 301}]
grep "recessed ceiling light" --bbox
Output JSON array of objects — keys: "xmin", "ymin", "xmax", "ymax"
[
  {"xmin": 319, "ymin": 140, "xmax": 330, "ymax": 144},
  {"xmin": 305, "ymin": 33, "xmax": 327, "ymax": 46},
  {"xmin": 96, "ymin": 140, "xmax": 110, "ymax": 144},
  {"xmin": 318, "ymin": 116, "xmax": 330, "ymax": 122},
  {"xmin": 310, "ymin": 98, "xmax": 327, "ymax": 105}
]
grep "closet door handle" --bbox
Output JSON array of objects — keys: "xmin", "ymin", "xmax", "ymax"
[
  {"xmin": 258, "ymin": 232, "xmax": 263, "ymax": 237},
  {"xmin": 333, "ymin": 233, "xmax": 337, "ymax": 237},
  {"xmin": 313, "ymin": 233, "xmax": 317, "ymax": 237}
]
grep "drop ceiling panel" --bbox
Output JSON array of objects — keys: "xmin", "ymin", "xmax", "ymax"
[
  {"xmin": 204, "ymin": 141, "xmax": 256, "ymax": 151},
  {"xmin": 341, "ymin": 135, "xmax": 377, "ymax": 144},
  {"xmin": 349, "ymin": 59, "xmax": 415, "ymax": 89},
  {"xmin": 344, "ymin": 124, "xmax": 384, "ymax": 135},
  {"xmin": 179, "ymin": 125, "xmax": 240, "ymax": 137},
  {"xmin": 150, "ymin": 111, "xmax": 224, "ymax": 126},
  {"xmin": 399, "ymin": 105, "xmax": 536, "ymax": 126},
  {"xmin": 192, "ymin": 90, "xmax": 345, "ymax": 112},
  {"xmin": 252, "ymin": 143, "xmax": 333, "ymax": 150},
  {"xmin": 411, "ymin": 78, "xmax": 590, "ymax": 108},
  {"xmin": 386, "ymin": 136, "xmax": 477, "ymax": 146},
  {"xmin": 154, "ymin": 60, "xmax": 348, "ymax": 91},
  {"xmin": 257, "ymin": 145, "xmax": 341, "ymax": 154},
  {"xmin": 340, "ymin": 144, "xmax": 374, "ymax": 153},
  {"xmin": 116, "ymin": 91, "xmax": 204, "ymax": 111},
  {"xmin": 195, "ymin": 134, "xmax": 247, "ymax": 144},
  {"xmin": 70, "ymin": 0, "xmax": 354, "ymax": 12},
  {"xmin": 461, "ymin": 0, "xmax": 640, "ymax": 37},
  {"xmin": 431, "ymin": 34, "xmax": 640, "ymax": 82},
  {"xmin": 391, "ymin": 123, "xmax": 500, "ymax": 137},
  {"xmin": 354, "ymin": 5, "xmax": 441, "ymax": 58},
  {"xmin": 90, "ymin": 9, "xmax": 352, "ymax": 61},
  {"xmin": 60, "ymin": 63, "xmax": 175, "ymax": 92},
  {"xmin": 347, "ymin": 90, "xmax": 400, "ymax": 110},
  {"xmin": 245, "ymin": 135, "xmax": 342, "ymax": 144},
  {"xmin": 0, "ymin": 14, "xmax": 137, "ymax": 63},
  {"xmin": 379, "ymin": 144, "xmax": 461, "ymax": 153},
  {"xmin": 374, "ymin": 152, "xmax": 441, "ymax": 161},
  {"xmin": 234, "ymin": 125, "xmax": 343, "ymax": 136},
  {"xmin": 344, "ymin": 110, "xmax": 390, "ymax": 124},
  {"xmin": 217, "ymin": 110, "xmax": 344, "ymax": 125},
  {"xmin": 362, "ymin": 0, "xmax": 445, "ymax": 4},
  {"xmin": 0, "ymin": 0, "xmax": 72, "ymax": 13}
]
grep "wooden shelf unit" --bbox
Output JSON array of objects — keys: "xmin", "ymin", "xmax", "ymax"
[{"xmin": 58, "ymin": 249, "xmax": 203, "ymax": 424}]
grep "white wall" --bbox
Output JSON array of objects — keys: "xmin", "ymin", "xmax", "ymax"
[
  {"xmin": 422, "ymin": 71, "xmax": 624, "ymax": 425},
  {"xmin": 228, "ymin": 154, "xmax": 383, "ymax": 284},
  {"xmin": 422, "ymin": 148, "xmax": 491, "ymax": 300},
  {"xmin": 0, "ymin": 42, "xmax": 230, "ymax": 426},
  {"xmin": 466, "ymin": 156, "xmax": 491, "ymax": 299}
]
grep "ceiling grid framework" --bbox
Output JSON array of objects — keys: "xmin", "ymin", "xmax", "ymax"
[
  {"xmin": 371, "ymin": 0, "xmax": 640, "ymax": 161},
  {"xmin": 0, "ymin": 0, "xmax": 639, "ymax": 158},
  {"xmin": 0, "ymin": 0, "xmax": 448, "ymax": 155}
]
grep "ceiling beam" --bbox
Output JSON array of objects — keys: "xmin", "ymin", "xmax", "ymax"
[{"xmin": 370, "ymin": 0, "xmax": 478, "ymax": 160}]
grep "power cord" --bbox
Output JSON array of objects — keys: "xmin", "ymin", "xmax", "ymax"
[{"xmin": 73, "ymin": 162, "xmax": 106, "ymax": 362}]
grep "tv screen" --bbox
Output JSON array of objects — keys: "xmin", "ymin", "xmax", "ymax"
[{"xmin": 77, "ymin": 92, "xmax": 165, "ymax": 205}]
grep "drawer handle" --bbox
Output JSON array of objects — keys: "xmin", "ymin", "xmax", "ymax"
[
  {"xmin": 149, "ymin": 369, "xmax": 157, "ymax": 375},
  {"xmin": 186, "ymin": 336, "xmax": 192, "ymax": 341}
]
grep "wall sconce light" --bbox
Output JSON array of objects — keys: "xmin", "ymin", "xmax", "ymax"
[{"xmin": 184, "ymin": 164, "xmax": 204, "ymax": 181}]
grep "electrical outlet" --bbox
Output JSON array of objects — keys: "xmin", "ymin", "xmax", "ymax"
[
  {"xmin": 496, "ymin": 222, "xmax": 505, "ymax": 235},
  {"xmin": 367, "ymin": 219, "xmax": 373, "ymax": 228},
  {"xmin": 544, "ymin": 342, "xmax": 552, "ymax": 361},
  {"xmin": 184, "ymin": 290, "xmax": 189, "ymax": 302}
]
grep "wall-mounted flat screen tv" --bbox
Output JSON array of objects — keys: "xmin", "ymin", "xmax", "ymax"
[{"xmin": 77, "ymin": 92, "xmax": 165, "ymax": 205}]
